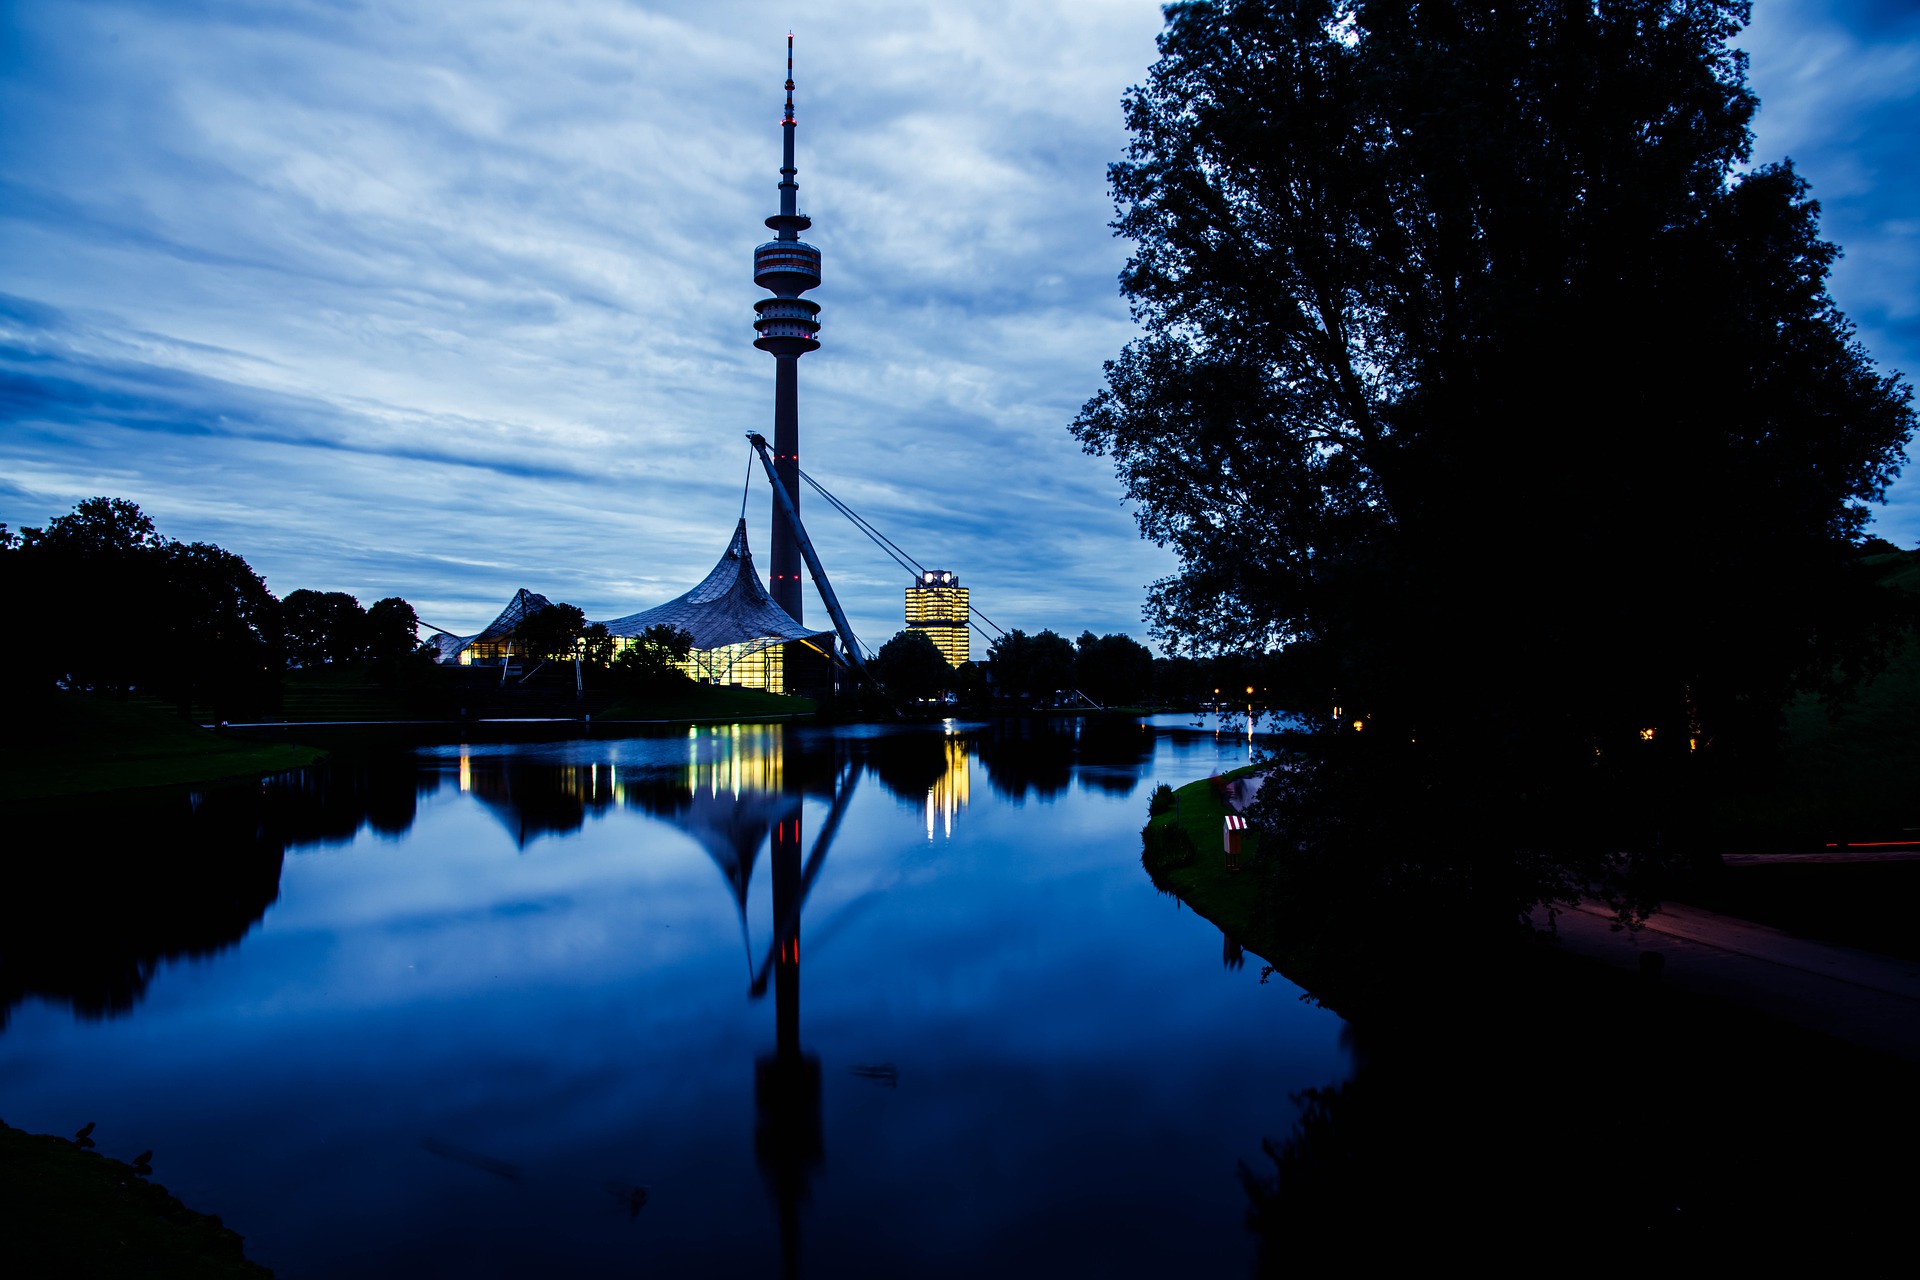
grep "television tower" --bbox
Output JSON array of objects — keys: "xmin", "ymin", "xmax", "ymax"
[{"xmin": 753, "ymin": 34, "xmax": 821, "ymax": 624}]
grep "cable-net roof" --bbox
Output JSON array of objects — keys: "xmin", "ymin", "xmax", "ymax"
[
  {"xmin": 598, "ymin": 520, "xmax": 820, "ymax": 650},
  {"xmin": 473, "ymin": 588, "xmax": 554, "ymax": 644},
  {"xmin": 429, "ymin": 588, "xmax": 555, "ymax": 663}
]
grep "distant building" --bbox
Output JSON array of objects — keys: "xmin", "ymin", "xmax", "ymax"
[{"xmin": 906, "ymin": 570, "xmax": 969, "ymax": 667}]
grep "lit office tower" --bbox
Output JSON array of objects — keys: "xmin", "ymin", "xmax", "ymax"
[
  {"xmin": 906, "ymin": 570, "xmax": 970, "ymax": 667},
  {"xmin": 752, "ymin": 35, "xmax": 822, "ymax": 624}
]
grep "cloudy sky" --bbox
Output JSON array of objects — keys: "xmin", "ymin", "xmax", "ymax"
[{"xmin": 2, "ymin": 0, "xmax": 1915, "ymax": 648}]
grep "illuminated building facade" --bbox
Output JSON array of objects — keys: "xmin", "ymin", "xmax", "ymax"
[
  {"xmin": 429, "ymin": 587, "xmax": 555, "ymax": 665},
  {"xmin": 430, "ymin": 524, "xmax": 832, "ymax": 694},
  {"xmin": 905, "ymin": 570, "xmax": 969, "ymax": 667},
  {"xmin": 599, "ymin": 519, "xmax": 831, "ymax": 694}
]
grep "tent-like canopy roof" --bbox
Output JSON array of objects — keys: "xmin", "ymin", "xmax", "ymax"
[
  {"xmin": 429, "ymin": 587, "xmax": 554, "ymax": 664},
  {"xmin": 599, "ymin": 520, "xmax": 820, "ymax": 651}
]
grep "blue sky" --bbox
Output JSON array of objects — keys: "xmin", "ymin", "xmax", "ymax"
[{"xmin": 2, "ymin": 1, "xmax": 1915, "ymax": 646}]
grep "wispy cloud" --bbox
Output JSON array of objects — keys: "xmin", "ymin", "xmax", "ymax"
[
  {"xmin": 1, "ymin": 0, "xmax": 1912, "ymax": 655},
  {"xmin": 1744, "ymin": 0, "xmax": 1920, "ymax": 543}
]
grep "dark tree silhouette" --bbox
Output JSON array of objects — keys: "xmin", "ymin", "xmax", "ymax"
[
  {"xmin": 281, "ymin": 589, "xmax": 368, "ymax": 666},
  {"xmin": 365, "ymin": 596, "xmax": 421, "ymax": 662},
  {"xmin": 513, "ymin": 601, "xmax": 586, "ymax": 663},
  {"xmin": 873, "ymin": 628, "xmax": 952, "ymax": 702},
  {"xmin": 611, "ymin": 623, "xmax": 694, "ymax": 688},
  {"xmin": 1073, "ymin": 1, "xmax": 1915, "ymax": 923},
  {"xmin": 1, "ymin": 498, "xmax": 282, "ymax": 713},
  {"xmin": 987, "ymin": 629, "xmax": 1078, "ymax": 702},
  {"xmin": 160, "ymin": 540, "xmax": 281, "ymax": 716},
  {"xmin": 1074, "ymin": 631, "xmax": 1154, "ymax": 708}
]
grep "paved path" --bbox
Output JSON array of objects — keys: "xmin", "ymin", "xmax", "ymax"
[
  {"xmin": 1221, "ymin": 771, "xmax": 1267, "ymax": 813},
  {"xmin": 1538, "ymin": 898, "xmax": 1920, "ymax": 1063},
  {"xmin": 1721, "ymin": 848, "xmax": 1920, "ymax": 865}
]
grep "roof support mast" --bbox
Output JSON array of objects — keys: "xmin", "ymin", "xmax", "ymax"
[{"xmin": 748, "ymin": 432, "xmax": 869, "ymax": 679}]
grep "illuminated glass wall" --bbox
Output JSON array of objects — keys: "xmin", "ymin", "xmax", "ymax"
[{"xmin": 905, "ymin": 571, "xmax": 970, "ymax": 667}]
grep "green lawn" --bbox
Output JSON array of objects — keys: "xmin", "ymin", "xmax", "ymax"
[
  {"xmin": 277, "ymin": 662, "xmax": 440, "ymax": 721},
  {"xmin": 0, "ymin": 694, "xmax": 322, "ymax": 805},
  {"xmin": 598, "ymin": 683, "xmax": 816, "ymax": 722},
  {"xmin": 1714, "ymin": 551, "xmax": 1920, "ymax": 847},
  {"xmin": 1140, "ymin": 765, "xmax": 1284, "ymax": 964}
]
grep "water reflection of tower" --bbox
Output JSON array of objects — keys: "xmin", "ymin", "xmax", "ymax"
[
  {"xmin": 756, "ymin": 812, "xmax": 821, "ymax": 1280},
  {"xmin": 623, "ymin": 723, "xmax": 851, "ymax": 1274}
]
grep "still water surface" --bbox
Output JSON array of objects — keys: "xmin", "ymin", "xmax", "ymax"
[{"xmin": 2, "ymin": 718, "xmax": 1348, "ymax": 1277}]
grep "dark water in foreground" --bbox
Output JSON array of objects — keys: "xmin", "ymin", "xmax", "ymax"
[{"xmin": 1, "ymin": 718, "xmax": 1348, "ymax": 1277}]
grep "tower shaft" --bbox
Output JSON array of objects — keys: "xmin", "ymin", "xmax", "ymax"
[{"xmin": 772, "ymin": 357, "xmax": 802, "ymax": 615}]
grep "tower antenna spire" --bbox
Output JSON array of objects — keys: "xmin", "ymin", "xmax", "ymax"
[{"xmin": 753, "ymin": 35, "xmax": 822, "ymax": 632}]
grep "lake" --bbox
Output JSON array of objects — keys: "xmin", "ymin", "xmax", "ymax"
[{"xmin": 1, "ymin": 717, "xmax": 1349, "ymax": 1277}]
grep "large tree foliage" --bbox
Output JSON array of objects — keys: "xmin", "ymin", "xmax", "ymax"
[
  {"xmin": 874, "ymin": 628, "xmax": 953, "ymax": 702},
  {"xmin": 513, "ymin": 602, "xmax": 588, "ymax": 663},
  {"xmin": 2, "ymin": 499, "xmax": 281, "ymax": 715},
  {"xmin": 282, "ymin": 589, "xmax": 369, "ymax": 667},
  {"xmin": 365, "ymin": 596, "xmax": 422, "ymax": 663},
  {"xmin": 1075, "ymin": 1, "xmax": 1914, "ymax": 920},
  {"xmin": 611, "ymin": 623, "xmax": 694, "ymax": 690},
  {"xmin": 987, "ymin": 629, "xmax": 1079, "ymax": 702},
  {"xmin": 1074, "ymin": 631, "xmax": 1155, "ymax": 708}
]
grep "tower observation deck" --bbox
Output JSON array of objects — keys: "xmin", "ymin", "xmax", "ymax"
[{"xmin": 754, "ymin": 34, "xmax": 821, "ymax": 624}]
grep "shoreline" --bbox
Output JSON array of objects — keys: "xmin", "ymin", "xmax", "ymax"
[
  {"xmin": 1147, "ymin": 771, "xmax": 1920, "ymax": 1058},
  {"xmin": 0, "ymin": 1120, "xmax": 272, "ymax": 1277}
]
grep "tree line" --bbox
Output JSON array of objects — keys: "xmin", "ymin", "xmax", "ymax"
[
  {"xmin": 1, "ymin": 498, "xmax": 422, "ymax": 717},
  {"xmin": 870, "ymin": 626, "xmax": 1160, "ymax": 709}
]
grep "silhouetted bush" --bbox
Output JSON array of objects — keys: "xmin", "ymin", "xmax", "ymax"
[{"xmin": 1141, "ymin": 818, "xmax": 1196, "ymax": 874}]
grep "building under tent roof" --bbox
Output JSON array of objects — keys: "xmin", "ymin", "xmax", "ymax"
[
  {"xmin": 430, "ymin": 588, "xmax": 555, "ymax": 665},
  {"xmin": 599, "ymin": 519, "xmax": 834, "ymax": 693}
]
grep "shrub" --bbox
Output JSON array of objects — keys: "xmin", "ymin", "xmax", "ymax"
[
  {"xmin": 1148, "ymin": 782, "xmax": 1177, "ymax": 817},
  {"xmin": 1141, "ymin": 819, "xmax": 1197, "ymax": 875}
]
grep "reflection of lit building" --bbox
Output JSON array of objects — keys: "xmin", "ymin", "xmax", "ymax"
[
  {"xmin": 685, "ymin": 723, "xmax": 786, "ymax": 798},
  {"xmin": 925, "ymin": 734, "xmax": 971, "ymax": 840},
  {"xmin": 906, "ymin": 570, "xmax": 969, "ymax": 667}
]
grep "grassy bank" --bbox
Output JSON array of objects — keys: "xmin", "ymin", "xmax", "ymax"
[
  {"xmin": 1715, "ymin": 550, "xmax": 1920, "ymax": 846},
  {"xmin": 278, "ymin": 662, "xmax": 442, "ymax": 722},
  {"xmin": 599, "ymin": 684, "xmax": 815, "ymax": 722},
  {"xmin": 1, "ymin": 694, "xmax": 322, "ymax": 805},
  {"xmin": 1140, "ymin": 766, "xmax": 1284, "ymax": 965},
  {"xmin": 1144, "ymin": 769, "xmax": 1920, "ymax": 1264},
  {"xmin": 0, "ymin": 1120, "xmax": 271, "ymax": 1277}
]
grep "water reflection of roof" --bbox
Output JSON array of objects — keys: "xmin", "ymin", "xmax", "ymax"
[
  {"xmin": 676, "ymin": 787, "xmax": 802, "ymax": 917},
  {"xmin": 596, "ymin": 520, "xmax": 822, "ymax": 651},
  {"xmin": 461, "ymin": 760, "xmax": 594, "ymax": 848}
]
